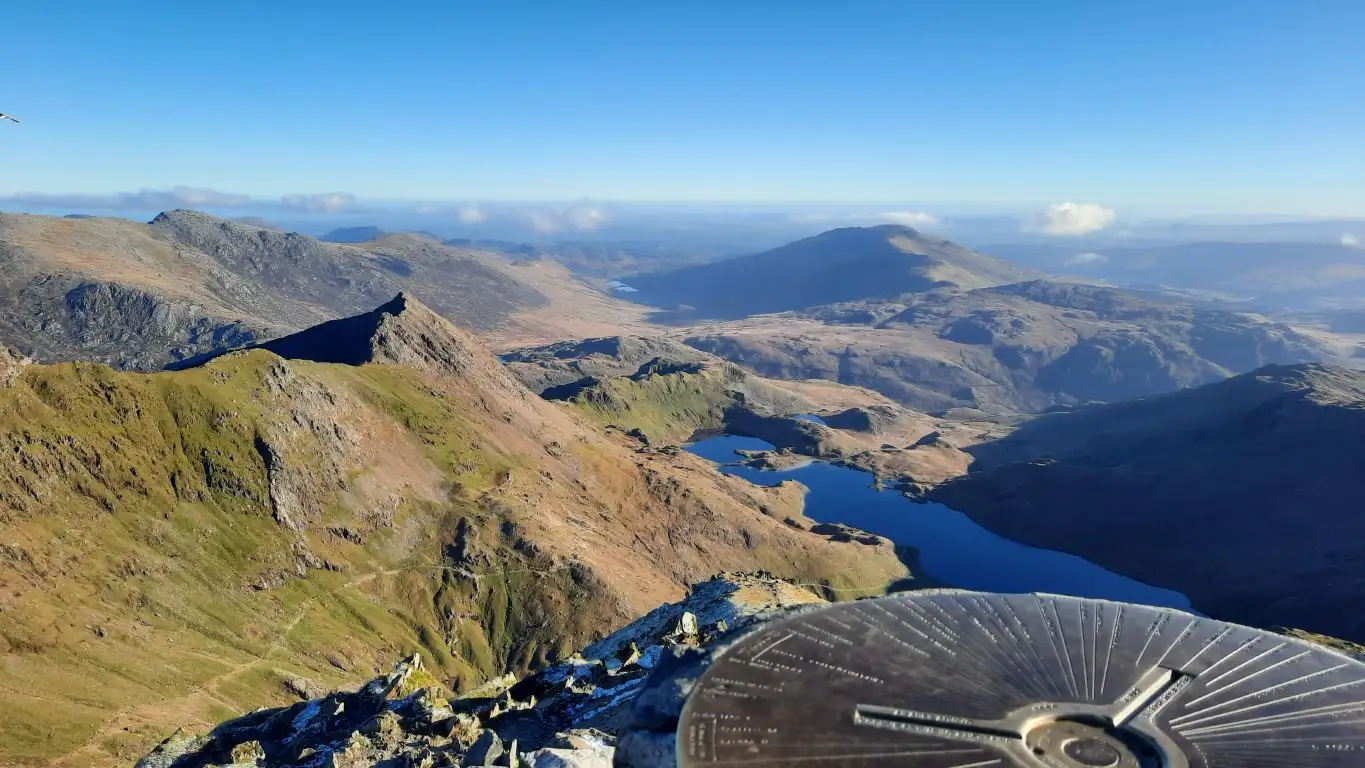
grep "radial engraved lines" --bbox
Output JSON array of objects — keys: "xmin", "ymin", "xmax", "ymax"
[{"xmin": 676, "ymin": 591, "xmax": 1365, "ymax": 767}]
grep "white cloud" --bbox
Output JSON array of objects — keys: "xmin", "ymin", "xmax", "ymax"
[
  {"xmin": 875, "ymin": 211, "xmax": 939, "ymax": 227},
  {"xmin": 408, "ymin": 202, "xmax": 609, "ymax": 233},
  {"xmin": 278, "ymin": 192, "xmax": 355, "ymax": 213},
  {"xmin": 518, "ymin": 204, "xmax": 610, "ymax": 233},
  {"xmin": 565, "ymin": 206, "xmax": 607, "ymax": 230},
  {"xmin": 1343, "ymin": 232, "xmax": 1360, "ymax": 247},
  {"xmin": 1036, "ymin": 202, "xmax": 1116, "ymax": 235},
  {"xmin": 1066, "ymin": 252, "xmax": 1108, "ymax": 265}
]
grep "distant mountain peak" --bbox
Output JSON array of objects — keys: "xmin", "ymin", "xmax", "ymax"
[
  {"xmin": 149, "ymin": 208, "xmax": 223, "ymax": 225},
  {"xmin": 320, "ymin": 225, "xmax": 387, "ymax": 243},
  {"xmin": 865, "ymin": 223, "xmax": 923, "ymax": 236},
  {"xmin": 624, "ymin": 224, "xmax": 1039, "ymax": 319}
]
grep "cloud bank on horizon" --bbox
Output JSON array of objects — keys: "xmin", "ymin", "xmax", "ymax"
[
  {"xmin": 1, "ymin": 187, "xmax": 614, "ymax": 233},
  {"xmin": 2, "ymin": 187, "xmax": 358, "ymax": 215},
  {"xmin": 1036, "ymin": 202, "xmax": 1117, "ymax": 235}
]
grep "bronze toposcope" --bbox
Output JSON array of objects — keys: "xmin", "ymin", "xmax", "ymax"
[{"xmin": 677, "ymin": 591, "xmax": 1365, "ymax": 767}]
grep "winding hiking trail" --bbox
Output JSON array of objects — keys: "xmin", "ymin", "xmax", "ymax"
[
  {"xmin": 52, "ymin": 561, "xmax": 585, "ymax": 767},
  {"xmin": 55, "ymin": 568, "xmax": 401, "ymax": 767}
]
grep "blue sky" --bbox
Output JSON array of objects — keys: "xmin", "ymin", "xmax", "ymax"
[{"xmin": 1, "ymin": 0, "xmax": 1362, "ymax": 217}]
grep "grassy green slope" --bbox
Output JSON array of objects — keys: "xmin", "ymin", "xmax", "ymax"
[
  {"xmin": 565, "ymin": 365, "xmax": 745, "ymax": 443},
  {"xmin": 0, "ymin": 353, "xmax": 615, "ymax": 765}
]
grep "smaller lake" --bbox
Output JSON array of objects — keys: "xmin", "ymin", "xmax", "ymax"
[{"xmin": 690, "ymin": 435, "xmax": 1190, "ymax": 609}]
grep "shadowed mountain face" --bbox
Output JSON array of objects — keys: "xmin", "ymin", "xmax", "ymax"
[
  {"xmin": 684, "ymin": 280, "xmax": 1330, "ymax": 413},
  {"xmin": 0, "ymin": 210, "xmax": 548, "ymax": 370},
  {"xmin": 931, "ymin": 363, "xmax": 1365, "ymax": 642},
  {"xmin": 0, "ymin": 294, "xmax": 904, "ymax": 765},
  {"xmin": 625, "ymin": 225, "xmax": 1040, "ymax": 319}
]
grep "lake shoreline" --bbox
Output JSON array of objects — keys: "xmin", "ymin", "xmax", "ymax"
[{"xmin": 688, "ymin": 433, "xmax": 1193, "ymax": 610}]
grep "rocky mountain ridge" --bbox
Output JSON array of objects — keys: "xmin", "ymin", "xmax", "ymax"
[
  {"xmin": 0, "ymin": 210, "xmax": 551, "ymax": 370},
  {"xmin": 0, "ymin": 295, "xmax": 906, "ymax": 766},
  {"xmin": 685, "ymin": 278, "xmax": 1332, "ymax": 413}
]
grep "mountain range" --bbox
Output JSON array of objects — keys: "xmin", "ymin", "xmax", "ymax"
[
  {"xmin": 4, "ymin": 208, "xmax": 1365, "ymax": 764},
  {"xmin": 0, "ymin": 210, "xmax": 560, "ymax": 370},
  {"xmin": 0, "ymin": 294, "xmax": 903, "ymax": 765},
  {"xmin": 682, "ymin": 278, "xmax": 1334, "ymax": 412},
  {"xmin": 2, "ymin": 211, "xmax": 1354, "ymax": 417}
]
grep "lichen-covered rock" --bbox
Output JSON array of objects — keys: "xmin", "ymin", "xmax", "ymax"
[
  {"xmin": 227, "ymin": 739, "xmax": 267, "ymax": 766},
  {"xmin": 462, "ymin": 729, "xmax": 504, "ymax": 766},
  {"xmin": 135, "ymin": 728, "xmax": 209, "ymax": 768},
  {"xmin": 522, "ymin": 746, "xmax": 614, "ymax": 767}
]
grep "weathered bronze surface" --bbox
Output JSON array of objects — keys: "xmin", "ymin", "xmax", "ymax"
[{"xmin": 677, "ymin": 591, "xmax": 1365, "ymax": 767}]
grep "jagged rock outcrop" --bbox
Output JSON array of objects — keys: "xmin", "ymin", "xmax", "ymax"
[
  {"xmin": 179, "ymin": 293, "xmax": 536, "ymax": 404},
  {"xmin": 0, "ymin": 345, "xmax": 30, "ymax": 386},
  {"xmin": 136, "ymin": 574, "xmax": 826, "ymax": 768}
]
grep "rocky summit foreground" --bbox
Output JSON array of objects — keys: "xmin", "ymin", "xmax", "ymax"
[
  {"xmin": 136, "ymin": 573, "xmax": 826, "ymax": 768},
  {"xmin": 0, "ymin": 295, "xmax": 906, "ymax": 766},
  {"xmin": 141, "ymin": 578, "xmax": 1365, "ymax": 768}
]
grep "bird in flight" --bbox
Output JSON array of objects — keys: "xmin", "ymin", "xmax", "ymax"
[{"xmin": 0, "ymin": 113, "xmax": 18, "ymax": 123}]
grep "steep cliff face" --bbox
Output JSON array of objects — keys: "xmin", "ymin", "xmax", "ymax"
[
  {"xmin": 931, "ymin": 363, "xmax": 1365, "ymax": 643},
  {"xmin": 0, "ymin": 296, "xmax": 905, "ymax": 767}
]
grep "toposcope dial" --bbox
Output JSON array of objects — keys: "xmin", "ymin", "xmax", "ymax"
[{"xmin": 677, "ymin": 591, "xmax": 1365, "ymax": 767}]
